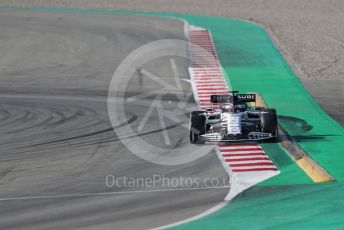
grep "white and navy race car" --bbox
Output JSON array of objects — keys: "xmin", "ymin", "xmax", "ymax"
[{"xmin": 189, "ymin": 91, "xmax": 278, "ymax": 143}]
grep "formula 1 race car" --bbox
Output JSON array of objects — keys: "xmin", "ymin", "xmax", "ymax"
[{"xmin": 189, "ymin": 91, "xmax": 278, "ymax": 143}]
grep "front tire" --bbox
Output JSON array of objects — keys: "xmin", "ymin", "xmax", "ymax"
[
  {"xmin": 261, "ymin": 109, "xmax": 278, "ymax": 141},
  {"xmin": 190, "ymin": 111, "xmax": 206, "ymax": 144}
]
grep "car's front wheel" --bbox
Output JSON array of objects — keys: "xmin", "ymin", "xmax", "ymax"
[
  {"xmin": 261, "ymin": 109, "xmax": 278, "ymax": 141},
  {"xmin": 189, "ymin": 111, "xmax": 206, "ymax": 144}
]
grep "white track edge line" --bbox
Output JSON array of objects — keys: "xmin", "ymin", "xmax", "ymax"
[{"xmin": 0, "ymin": 186, "xmax": 231, "ymax": 202}]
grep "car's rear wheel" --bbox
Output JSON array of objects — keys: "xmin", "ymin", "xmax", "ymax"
[
  {"xmin": 190, "ymin": 111, "xmax": 206, "ymax": 143},
  {"xmin": 261, "ymin": 109, "xmax": 278, "ymax": 141}
]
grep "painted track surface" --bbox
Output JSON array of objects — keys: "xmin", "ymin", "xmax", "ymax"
[
  {"xmin": 172, "ymin": 182, "xmax": 344, "ymax": 230},
  {"xmin": 189, "ymin": 28, "xmax": 278, "ymax": 175},
  {"xmin": 0, "ymin": 11, "xmax": 229, "ymax": 229},
  {"xmin": 167, "ymin": 13, "xmax": 343, "ymax": 230},
  {"xmin": 188, "ymin": 27, "xmax": 279, "ymax": 202}
]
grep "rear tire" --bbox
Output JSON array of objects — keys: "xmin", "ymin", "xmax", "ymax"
[
  {"xmin": 190, "ymin": 111, "xmax": 206, "ymax": 144},
  {"xmin": 261, "ymin": 109, "xmax": 278, "ymax": 141}
]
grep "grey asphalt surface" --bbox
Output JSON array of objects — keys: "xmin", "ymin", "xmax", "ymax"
[
  {"xmin": 2, "ymin": 0, "xmax": 342, "ymax": 125},
  {"xmin": 0, "ymin": 11, "xmax": 229, "ymax": 229}
]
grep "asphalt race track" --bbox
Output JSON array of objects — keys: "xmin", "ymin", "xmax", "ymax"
[
  {"xmin": 0, "ymin": 11, "xmax": 229, "ymax": 229},
  {"xmin": 3, "ymin": 0, "xmax": 342, "ymax": 125}
]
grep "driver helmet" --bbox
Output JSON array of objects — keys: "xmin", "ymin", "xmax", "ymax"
[{"xmin": 220, "ymin": 103, "xmax": 234, "ymax": 112}]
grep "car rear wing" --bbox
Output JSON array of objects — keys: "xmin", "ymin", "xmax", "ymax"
[{"xmin": 210, "ymin": 92, "xmax": 256, "ymax": 104}]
